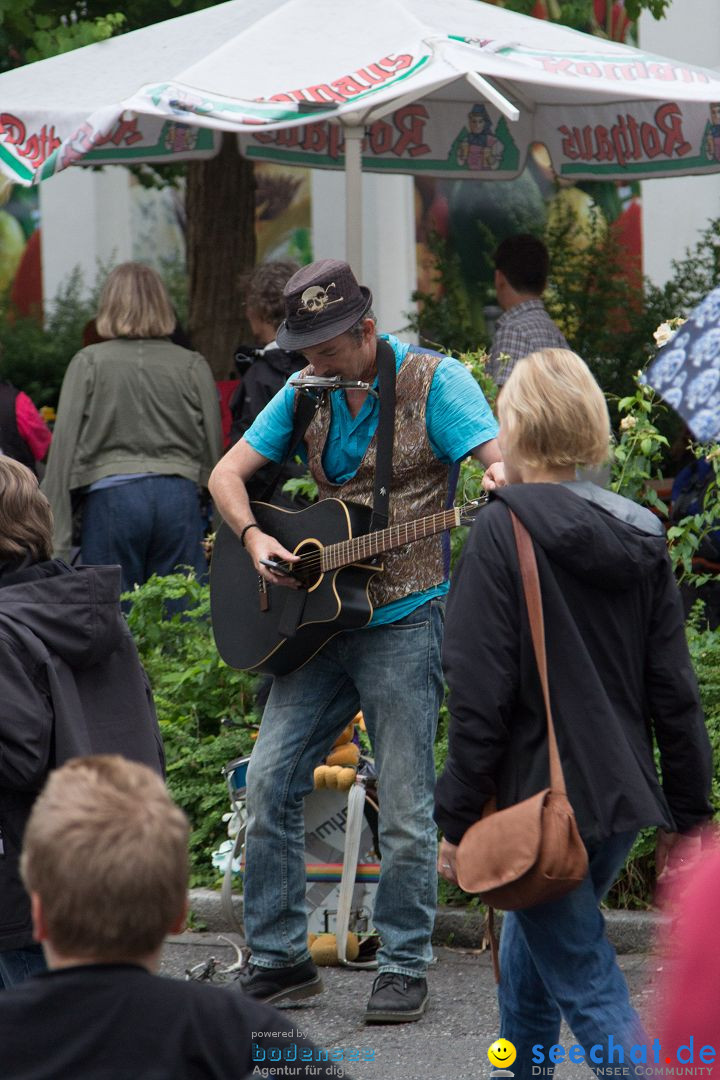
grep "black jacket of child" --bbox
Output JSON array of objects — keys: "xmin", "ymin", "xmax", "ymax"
[{"xmin": 0, "ymin": 559, "xmax": 163, "ymax": 950}]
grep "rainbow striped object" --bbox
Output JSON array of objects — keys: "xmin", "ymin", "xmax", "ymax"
[{"xmin": 305, "ymin": 862, "xmax": 380, "ymax": 883}]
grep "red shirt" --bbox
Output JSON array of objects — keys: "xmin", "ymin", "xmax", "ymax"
[
  {"xmin": 15, "ymin": 391, "xmax": 52, "ymax": 460},
  {"xmin": 657, "ymin": 844, "xmax": 720, "ymax": 1056}
]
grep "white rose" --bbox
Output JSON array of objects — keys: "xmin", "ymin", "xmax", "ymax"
[
  {"xmin": 653, "ymin": 317, "xmax": 687, "ymax": 348},
  {"xmin": 653, "ymin": 322, "xmax": 674, "ymax": 348}
]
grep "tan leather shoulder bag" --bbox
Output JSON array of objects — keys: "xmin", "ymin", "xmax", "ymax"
[{"xmin": 455, "ymin": 510, "xmax": 588, "ymax": 910}]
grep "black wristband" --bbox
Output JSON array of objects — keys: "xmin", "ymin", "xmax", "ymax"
[{"xmin": 240, "ymin": 522, "xmax": 260, "ymax": 548}]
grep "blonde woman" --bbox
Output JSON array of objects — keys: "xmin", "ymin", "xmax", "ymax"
[
  {"xmin": 42, "ymin": 263, "xmax": 222, "ymax": 589},
  {"xmin": 435, "ymin": 349, "xmax": 712, "ymax": 1078}
]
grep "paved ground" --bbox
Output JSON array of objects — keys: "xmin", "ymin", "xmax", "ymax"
[{"xmin": 161, "ymin": 934, "xmax": 665, "ymax": 1080}]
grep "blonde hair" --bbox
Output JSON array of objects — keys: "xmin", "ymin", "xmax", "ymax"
[
  {"xmin": 95, "ymin": 262, "xmax": 176, "ymax": 340},
  {"xmin": 0, "ymin": 457, "xmax": 53, "ymax": 562},
  {"xmin": 499, "ymin": 349, "xmax": 611, "ymax": 470},
  {"xmin": 21, "ymin": 756, "xmax": 189, "ymax": 961}
]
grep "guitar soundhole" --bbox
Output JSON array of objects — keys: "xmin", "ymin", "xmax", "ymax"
[{"xmin": 294, "ymin": 539, "xmax": 323, "ymax": 591}]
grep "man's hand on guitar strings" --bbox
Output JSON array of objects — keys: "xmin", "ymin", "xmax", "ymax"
[{"xmin": 244, "ymin": 528, "xmax": 302, "ymax": 588}]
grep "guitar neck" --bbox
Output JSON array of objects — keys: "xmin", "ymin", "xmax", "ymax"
[{"xmin": 322, "ymin": 506, "xmax": 463, "ymax": 571}]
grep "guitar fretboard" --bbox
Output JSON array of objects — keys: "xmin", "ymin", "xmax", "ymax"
[{"xmin": 321, "ymin": 507, "xmax": 463, "ymax": 571}]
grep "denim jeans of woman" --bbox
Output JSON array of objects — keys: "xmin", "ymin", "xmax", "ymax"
[
  {"xmin": 80, "ymin": 475, "xmax": 206, "ymax": 592},
  {"xmin": 500, "ymin": 831, "xmax": 648, "ymax": 1080},
  {"xmin": 243, "ymin": 599, "xmax": 444, "ymax": 976}
]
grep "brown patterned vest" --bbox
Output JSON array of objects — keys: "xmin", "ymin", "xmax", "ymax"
[{"xmin": 304, "ymin": 349, "xmax": 450, "ymax": 609}]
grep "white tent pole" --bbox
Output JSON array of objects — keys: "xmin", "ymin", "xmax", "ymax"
[
  {"xmin": 465, "ymin": 72, "xmax": 520, "ymax": 122},
  {"xmin": 343, "ymin": 125, "xmax": 364, "ymax": 277}
]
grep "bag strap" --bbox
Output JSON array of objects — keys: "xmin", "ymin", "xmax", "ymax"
[
  {"xmin": 484, "ymin": 510, "xmax": 570, "ymax": 985},
  {"xmin": 509, "ymin": 509, "xmax": 567, "ymax": 796},
  {"xmin": 486, "ymin": 907, "xmax": 501, "ymax": 983}
]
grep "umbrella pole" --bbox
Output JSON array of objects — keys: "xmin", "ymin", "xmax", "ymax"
[{"xmin": 344, "ymin": 125, "xmax": 364, "ymax": 278}]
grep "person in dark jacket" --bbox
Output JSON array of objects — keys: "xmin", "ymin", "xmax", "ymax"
[
  {"xmin": 435, "ymin": 349, "xmax": 713, "ymax": 1080},
  {"xmin": 0, "ymin": 457, "xmax": 163, "ymax": 987},
  {"xmin": 229, "ymin": 260, "xmax": 307, "ymax": 508}
]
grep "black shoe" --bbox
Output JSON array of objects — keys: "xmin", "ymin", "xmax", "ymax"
[
  {"xmin": 234, "ymin": 957, "xmax": 323, "ymax": 1005},
  {"xmin": 364, "ymin": 972, "xmax": 428, "ymax": 1023}
]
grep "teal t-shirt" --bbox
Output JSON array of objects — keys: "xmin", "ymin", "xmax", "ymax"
[{"xmin": 244, "ymin": 334, "xmax": 497, "ymax": 625}]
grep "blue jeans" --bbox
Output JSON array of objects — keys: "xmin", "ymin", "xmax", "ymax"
[
  {"xmin": 81, "ymin": 475, "xmax": 206, "ymax": 592},
  {"xmin": 243, "ymin": 599, "xmax": 445, "ymax": 976},
  {"xmin": 0, "ymin": 944, "xmax": 47, "ymax": 987},
  {"xmin": 500, "ymin": 831, "xmax": 648, "ymax": 1080}
]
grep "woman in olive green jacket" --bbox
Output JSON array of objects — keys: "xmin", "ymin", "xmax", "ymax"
[{"xmin": 42, "ymin": 263, "xmax": 223, "ymax": 589}]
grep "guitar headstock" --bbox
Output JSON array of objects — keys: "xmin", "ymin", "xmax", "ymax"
[{"xmin": 457, "ymin": 494, "xmax": 489, "ymax": 526}]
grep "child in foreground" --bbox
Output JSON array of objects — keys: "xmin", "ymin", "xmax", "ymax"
[{"xmin": 0, "ymin": 755, "xmax": 348, "ymax": 1079}]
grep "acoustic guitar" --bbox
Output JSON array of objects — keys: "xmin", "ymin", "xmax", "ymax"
[{"xmin": 210, "ymin": 496, "xmax": 485, "ymax": 676}]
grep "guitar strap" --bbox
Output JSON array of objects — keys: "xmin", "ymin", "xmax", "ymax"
[
  {"xmin": 256, "ymin": 339, "xmax": 396, "ymax": 526},
  {"xmin": 369, "ymin": 338, "xmax": 396, "ymax": 532}
]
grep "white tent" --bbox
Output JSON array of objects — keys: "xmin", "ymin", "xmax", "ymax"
[{"xmin": 1, "ymin": 0, "xmax": 720, "ymax": 273}]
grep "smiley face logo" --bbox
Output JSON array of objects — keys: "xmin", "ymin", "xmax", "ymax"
[{"xmin": 488, "ymin": 1039, "xmax": 517, "ymax": 1069}]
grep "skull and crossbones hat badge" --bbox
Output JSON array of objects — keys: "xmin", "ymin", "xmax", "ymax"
[{"xmin": 276, "ymin": 258, "xmax": 373, "ymax": 349}]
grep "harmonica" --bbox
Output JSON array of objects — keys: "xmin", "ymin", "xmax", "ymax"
[{"xmin": 289, "ymin": 374, "xmax": 378, "ymax": 397}]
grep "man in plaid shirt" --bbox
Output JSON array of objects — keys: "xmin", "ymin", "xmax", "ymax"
[{"xmin": 488, "ymin": 234, "xmax": 568, "ymax": 385}]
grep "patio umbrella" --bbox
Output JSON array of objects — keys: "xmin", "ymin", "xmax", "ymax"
[
  {"xmin": 1, "ymin": 0, "xmax": 720, "ymax": 274},
  {"xmin": 643, "ymin": 288, "xmax": 720, "ymax": 443}
]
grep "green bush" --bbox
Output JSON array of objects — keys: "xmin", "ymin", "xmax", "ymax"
[
  {"xmin": 411, "ymin": 231, "xmax": 487, "ymax": 355},
  {"xmin": 544, "ymin": 201, "xmax": 665, "ymax": 405},
  {"xmin": 0, "ymin": 268, "xmax": 97, "ymax": 407},
  {"xmin": 123, "ymin": 572, "xmax": 259, "ymax": 886},
  {"xmin": 687, "ymin": 614, "xmax": 720, "ymax": 814}
]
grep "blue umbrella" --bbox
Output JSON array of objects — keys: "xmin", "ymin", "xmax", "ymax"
[{"xmin": 643, "ymin": 286, "xmax": 720, "ymax": 443}]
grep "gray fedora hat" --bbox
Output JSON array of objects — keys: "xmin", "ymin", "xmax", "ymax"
[{"xmin": 276, "ymin": 259, "xmax": 373, "ymax": 350}]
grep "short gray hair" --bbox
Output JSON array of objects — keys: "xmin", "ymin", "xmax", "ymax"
[{"xmin": 347, "ymin": 310, "xmax": 377, "ymax": 345}]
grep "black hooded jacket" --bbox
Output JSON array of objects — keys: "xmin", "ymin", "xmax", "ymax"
[
  {"xmin": 0, "ymin": 560, "xmax": 163, "ymax": 949},
  {"xmin": 435, "ymin": 482, "xmax": 713, "ymax": 846}
]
